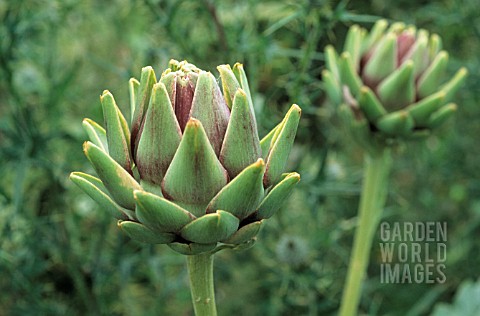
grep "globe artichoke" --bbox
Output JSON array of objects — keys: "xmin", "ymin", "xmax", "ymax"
[
  {"xmin": 70, "ymin": 60, "xmax": 301, "ymax": 255},
  {"xmin": 323, "ymin": 20, "xmax": 467, "ymax": 152}
]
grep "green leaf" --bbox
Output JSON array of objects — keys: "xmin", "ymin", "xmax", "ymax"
[
  {"xmin": 223, "ymin": 220, "xmax": 263, "ymax": 244},
  {"xmin": 70, "ymin": 172, "xmax": 132, "ymax": 219},
  {"xmin": 134, "ymin": 190, "xmax": 195, "ymax": 233},
  {"xmin": 220, "ymin": 89, "xmax": 261, "ymax": 178},
  {"xmin": 162, "ymin": 119, "xmax": 228, "ymax": 216},
  {"xmin": 207, "ymin": 159, "xmax": 265, "ymax": 220},
  {"xmin": 180, "ymin": 210, "xmax": 239, "ymax": 244},
  {"xmin": 118, "ymin": 220, "xmax": 175, "ymax": 244},
  {"xmin": 82, "ymin": 118, "xmax": 108, "ymax": 152},
  {"xmin": 101, "ymin": 90, "xmax": 132, "ymax": 172},
  {"xmin": 131, "ymin": 66, "xmax": 157, "ymax": 154},
  {"xmin": 190, "ymin": 71, "xmax": 230, "ymax": 155},
  {"xmin": 264, "ymin": 104, "xmax": 301, "ymax": 187},
  {"xmin": 168, "ymin": 242, "xmax": 217, "ymax": 255},
  {"xmin": 255, "ymin": 172, "xmax": 300, "ymax": 219},
  {"xmin": 377, "ymin": 60, "xmax": 415, "ymax": 110},
  {"xmin": 84, "ymin": 141, "xmax": 142, "ymax": 210},
  {"xmin": 136, "ymin": 82, "xmax": 182, "ymax": 184}
]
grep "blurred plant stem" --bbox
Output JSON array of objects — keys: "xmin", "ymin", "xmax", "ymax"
[
  {"xmin": 187, "ymin": 253, "xmax": 217, "ymax": 316},
  {"xmin": 339, "ymin": 149, "xmax": 392, "ymax": 316}
]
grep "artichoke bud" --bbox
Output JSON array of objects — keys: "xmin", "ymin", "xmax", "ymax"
[
  {"xmin": 71, "ymin": 60, "xmax": 301, "ymax": 255},
  {"xmin": 324, "ymin": 20, "xmax": 467, "ymax": 148}
]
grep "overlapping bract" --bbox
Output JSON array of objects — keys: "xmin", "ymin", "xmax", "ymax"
[
  {"xmin": 71, "ymin": 60, "xmax": 301, "ymax": 255},
  {"xmin": 323, "ymin": 20, "xmax": 467, "ymax": 152}
]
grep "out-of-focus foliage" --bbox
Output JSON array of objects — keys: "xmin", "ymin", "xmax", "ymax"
[
  {"xmin": 431, "ymin": 279, "xmax": 480, "ymax": 316},
  {"xmin": 0, "ymin": 0, "xmax": 478, "ymax": 315}
]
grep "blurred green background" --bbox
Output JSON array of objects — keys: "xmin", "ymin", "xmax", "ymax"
[{"xmin": 1, "ymin": 0, "xmax": 479, "ymax": 315}]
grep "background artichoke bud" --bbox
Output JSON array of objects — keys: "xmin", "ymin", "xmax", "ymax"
[
  {"xmin": 323, "ymin": 20, "xmax": 467, "ymax": 150},
  {"xmin": 70, "ymin": 60, "xmax": 301, "ymax": 255}
]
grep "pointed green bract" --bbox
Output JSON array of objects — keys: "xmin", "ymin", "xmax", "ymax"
[
  {"xmin": 162, "ymin": 119, "xmax": 228, "ymax": 216},
  {"xmin": 168, "ymin": 242, "xmax": 217, "ymax": 255},
  {"xmin": 344, "ymin": 25, "xmax": 363, "ymax": 71},
  {"xmin": 255, "ymin": 172, "xmax": 300, "ymax": 219},
  {"xmin": 140, "ymin": 179, "xmax": 163, "ymax": 197},
  {"xmin": 218, "ymin": 64, "xmax": 240, "ymax": 110},
  {"xmin": 377, "ymin": 61, "xmax": 415, "ymax": 110},
  {"xmin": 325, "ymin": 45, "xmax": 340, "ymax": 81},
  {"xmin": 220, "ymin": 89, "xmax": 261, "ymax": 178},
  {"xmin": 190, "ymin": 72, "xmax": 230, "ymax": 155},
  {"xmin": 417, "ymin": 51, "xmax": 448, "ymax": 99},
  {"xmin": 180, "ymin": 210, "xmax": 239, "ymax": 244},
  {"xmin": 82, "ymin": 118, "xmax": 108, "ymax": 152},
  {"xmin": 406, "ymin": 91, "xmax": 445, "ymax": 125},
  {"xmin": 363, "ymin": 33, "xmax": 397, "ymax": 85},
  {"xmin": 358, "ymin": 86, "xmax": 387, "ymax": 122},
  {"xmin": 339, "ymin": 104, "xmax": 380, "ymax": 155},
  {"xmin": 134, "ymin": 190, "xmax": 195, "ymax": 233},
  {"xmin": 362, "ymin": 19, "xmax": 388, "ymax": 53},
  {"xmin": 440, "ymin": 67, "xmax": 468, "ymax": 103},
  {"xmin": 159, "ymin": 71, "xmax": 177, "ymax": 107},
  {"xmin": 84, "ymin": 141, "xmax": 142, "ymax": 209},
  {"xmin": 401, "ymin": 31, "xmax": 428, "ymax": 77},
  {"xmin": 427, "ymin": 103, "xmax": 457, "ymax": 128},
  {"xmin": 129, "ymin": 78, "xmax": 140, "ymax": 122},
  {"xmin": 260, "ymin": 124, "xmax": 279, "ymax": 160},
  {"xmin": 131, "ymin": 66, "xmax": 157, "ymax": 153},
  {"xmin": 118, "ymin": 221, "xmax": 175, "ymax": 244},
  {"xmin": 136, "ymin": 82, "xmax": 182, "ymax": 184},
  {"xmin": 339, "ymin": 52, "xmax": 362, "ymax": 97},
  {"xmin": 376, "ymin": 111, "xmax": 414, "ymax": 136},
  {"xmin": 207, "ymin": 159, "xmax": 265, "ymax": 220},
  {"xmin": 232, "ymin": 63, "xmax": 254, "ymax": 110},
  {"xmin": 70, "ymin": 172, "xmax": 131, "ymax": 220},
  {"xmin": 264, "ymin": 104, "xmax": 301, "ymax": 187},
  {"xmin": 223, "ymin": 221, "xmax": 263, "ymax": 244},
  {"xmin": 101, "ymin": 91, "xmax": 132, "ymax": 172},
  {"xmin": 428, "ymin": 34, "xmax": 442, "ymax": 60},
  {"xmin": 322, "ymin": 70, "xmax": 342, "ymax": 105}
]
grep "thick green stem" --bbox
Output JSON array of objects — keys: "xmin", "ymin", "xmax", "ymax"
[
  {"xmin": 339, "ymin": 149, "xmax": 392, "ymax": 316},
  {"xmin": 187, "ymin": 253, "xmax": 217, "ymax": 316}
]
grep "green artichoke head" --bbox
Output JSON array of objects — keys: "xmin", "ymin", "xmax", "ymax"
[
  {"xmin": 70, "ymin": 60, "xmax": 301, "ymax": 255},
  {"xmin": 323, "ymin": 20, "xmax": 467, "ymax": 152}
]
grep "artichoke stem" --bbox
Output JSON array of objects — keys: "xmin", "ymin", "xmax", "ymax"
[
  {"xmin": 187, "ymin": 253, "xmax": 217, "ymax": 316},
  {"xmin": 339, "ymin": 149, "xmax": 392, "ymax": 316}
]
